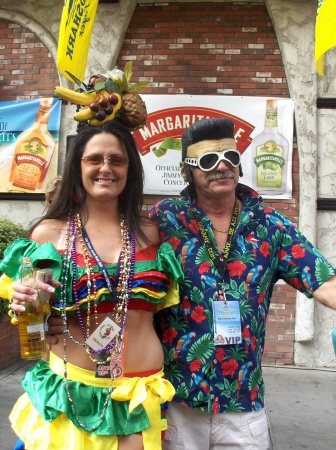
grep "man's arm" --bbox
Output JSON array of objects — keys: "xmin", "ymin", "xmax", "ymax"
[{"xmin": 313, "ymin": 274, "xmax": 336, "ymax": 310}]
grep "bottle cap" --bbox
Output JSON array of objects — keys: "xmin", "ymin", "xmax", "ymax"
[
  {"xmin": 40, "ymin": 97, "xmax": 53, "ymax": 107},
  {"xmin": 266, "ymin": 99, "xmax": 277, "ymax": 109},
  {"xmin": 21, "ymin": 256, "xmax": 33, "ymax": 264}
]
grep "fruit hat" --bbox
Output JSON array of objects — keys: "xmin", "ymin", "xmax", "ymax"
[{"xmin": 54, "ymin": 62, "xmax": 148, "ymax": 131}]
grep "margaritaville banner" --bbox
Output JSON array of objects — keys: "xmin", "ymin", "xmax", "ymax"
[
  {"xmin": 133, "ymin": 96, "xmax": 295, "ymax": 199},
  {"xmin": 0, "ymin": 98, "xmax": 62, "ymax": 195}
]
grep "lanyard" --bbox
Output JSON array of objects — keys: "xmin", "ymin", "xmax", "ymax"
[
  {"xmin": 194, "ymin": 198, "xmax": 240, "ymax": 279},
  {"xmin": 81, "ymin": 226, "xmax": 119, "ymax": 302}
]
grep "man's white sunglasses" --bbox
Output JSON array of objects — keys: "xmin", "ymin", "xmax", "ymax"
[{"xmin": 184, "ymin": 149, "xmax": 241, "ymax": 172}]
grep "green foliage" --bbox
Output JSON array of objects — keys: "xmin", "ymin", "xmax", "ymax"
[
  {"xmin": 0, "ymin": 218, "xmax": 28, "ymax": 314},
  {"xmin": 187, "ymin": 333, "xmax": 214, "ymax": 363},
  {"xmin": 0, "ymin": 218, "xmax": 28, "ymax": 259},
  {"xmin": 0, "ymin": 298, "xmax": 9, "ymax": 315}
]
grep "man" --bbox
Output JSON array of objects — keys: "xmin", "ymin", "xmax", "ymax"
[{"xmin": 149, "ymin": 118, "xmax": 336, "ymax": 449}]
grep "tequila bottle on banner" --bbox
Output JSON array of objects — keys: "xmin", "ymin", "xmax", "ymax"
[
  {"xmin": 8, "ymin": 98, "xmax": 55, "ymax": 193},
  {"xmin": 252, "ymin": 100, "xmax": 289, "ymax": 195},
  {"xmin": 17, "ymin": 257, "xmax": 46, "ymax": 360}
]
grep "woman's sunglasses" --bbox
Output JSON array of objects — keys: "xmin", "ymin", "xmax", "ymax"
[
  {"xmin": 184, "ymin": 149, "xmax": 241, "ymax": 172},
  {"xmin": 81, "ymin": 153, "xmax": 129, "ymax": 167}
]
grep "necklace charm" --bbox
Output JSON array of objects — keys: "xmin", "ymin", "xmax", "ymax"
[{"xmin": 86, "ymin": 317, "xmax": 121, "ymax": 351}]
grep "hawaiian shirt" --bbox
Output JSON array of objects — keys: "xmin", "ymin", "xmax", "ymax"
[{"xmin": 150, "ymin": 183, "xmax": 336, "ymax": 414}]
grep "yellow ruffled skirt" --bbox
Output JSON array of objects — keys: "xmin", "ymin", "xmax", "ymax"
[{"xmin": 9, "ymin": 352, "xmax": 175, "ymax": 450}]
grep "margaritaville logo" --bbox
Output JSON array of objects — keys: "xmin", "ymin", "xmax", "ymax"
[
  {"xmin": 254, "ymin": 154, "xmax": 285, "ymax": 168},
  {"xmin": 133, "ymin": 107, "xmax": 255, "ymax": 157},
  {"xmin": 16, "ymin": 153, "xmax": 46, "ymax": 168}
]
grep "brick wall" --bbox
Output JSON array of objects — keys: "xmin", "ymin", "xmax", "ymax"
[
  {"xmin": 0, "ymin": 20, "xmax": 58, "ymax": 100},
  {"xmin": 115, "ymin": 3, "xmax": 298, "ymax": 365},
  {"xmin": 0, "ymin": 312, "xmax": 21, "ymax": 367},
  {"xmin": 0, "ymin": 2, "xmax": 299, "ymax": 367}
]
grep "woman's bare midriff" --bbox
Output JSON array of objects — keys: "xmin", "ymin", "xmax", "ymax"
[{"xmin": 50, "ymin": 309, "xmax": 163, "ymax": 373}]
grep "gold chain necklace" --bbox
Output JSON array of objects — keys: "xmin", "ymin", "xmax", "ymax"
[
  {"xmin": 212, "ymin": 227, "xmax": 229, "ymax": 234},
  {"xmin": 211, "ymin": 199, "xmax": 242, "ymax": 234}
]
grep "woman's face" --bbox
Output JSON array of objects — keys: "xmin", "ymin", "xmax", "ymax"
[{"xmin": 80, "ymin": 132, "xmax": 129, "ymax": 203}]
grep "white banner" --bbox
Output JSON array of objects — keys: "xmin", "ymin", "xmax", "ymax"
[{"xmin": 132, "ymin": 95, "xmax": 294, "ymax": 199}]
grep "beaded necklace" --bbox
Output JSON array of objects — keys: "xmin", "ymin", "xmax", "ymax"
[{"xmin": 59, "ymin": 210, "xmax": 136, "ymax": 432}]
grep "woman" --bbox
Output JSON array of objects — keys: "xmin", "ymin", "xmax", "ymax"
[{"xmin": 2, "ymin": 121, "xmax": 183, "ymax": 450}]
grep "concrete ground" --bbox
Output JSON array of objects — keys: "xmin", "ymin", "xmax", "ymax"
[
  {"xmin": 263, "ymin": 365, "xmax": 336, "ymax": 450},
  {"xmin": 0, "ymin": 361, "xmax": 335, "ymax": 450}
]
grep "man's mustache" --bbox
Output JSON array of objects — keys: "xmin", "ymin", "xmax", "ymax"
[{"xmin": 207, "ymin": 171, "xmax": 235, "ymax": 183}]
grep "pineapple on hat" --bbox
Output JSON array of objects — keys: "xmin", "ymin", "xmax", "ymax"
[{"xmin": 104, "ymin": 62, "xmax": 148, "ymax": 130}]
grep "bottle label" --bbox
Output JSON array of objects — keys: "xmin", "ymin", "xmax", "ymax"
[
  {"xmin": 12, "ymin": 139, "xmax": 48, "ymax": 190},
  {"xmin": 27, "ymin": 323, "xmax": 45, "ymax": 339},
  {"xmin": 254, "ymin": 141, "xmax": 285, "ymax": 188}
]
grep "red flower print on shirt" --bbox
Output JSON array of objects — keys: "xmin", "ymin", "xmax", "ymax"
[
  {"xmin": 190, "ymin": 359, "xmax": 202, "ymax": 372},
  {"xmin": 227, "ymin": 260, "xmax": 246, "ymax": 277},
  {"xmin": 215, "ymin": 347, "xmax": 226, "ymax": 363},
  {"xmin": 162, "ymin": 326, "xmax": 178, "ymax": 344},
  {"xmin": 292, "ymin": 244, "xmax": 306, "ymax": 259},
  {"xmin": 260, "ymin": 241, "xmax": 270, "ymax": 257},
  {"xmin": 191, "ymin": 305, "xmax": 207, "ymax": 323},
  {"xmin": 198, "ymin": 261, "xmax": 211, "ymax": 274},
  {"xmin": 221, "ymin": 358, "xmax": 238, "ymax": 376}
]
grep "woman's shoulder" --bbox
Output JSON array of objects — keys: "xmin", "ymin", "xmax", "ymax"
[{"xmin": 31, "ymin": 218, "xmax": 68, "ymax": 247}]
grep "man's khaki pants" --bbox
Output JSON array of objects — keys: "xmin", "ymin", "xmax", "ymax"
[{"xmin": 163, "ymin": 402, "xmax": 270, "ymax": 450}]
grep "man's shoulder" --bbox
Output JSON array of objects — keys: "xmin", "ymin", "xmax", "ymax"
[{"xmin": 153, "ymin": 195, "xmax": 187, "ymax": 210}]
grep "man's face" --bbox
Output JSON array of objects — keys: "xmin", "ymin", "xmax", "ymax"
[{"xmin": 185, "ymin": 138, "xmax": 240, "ymax": 200}]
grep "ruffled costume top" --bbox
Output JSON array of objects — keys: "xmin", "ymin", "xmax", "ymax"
[{"xmin": 0, "ymin": 238, "xmax": 183, "ymax": 314}]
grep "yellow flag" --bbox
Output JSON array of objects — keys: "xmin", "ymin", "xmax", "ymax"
[
  {"xmin": 315, "ymin": 0, "xmax": 336, "ymax": 76},
  {"xmin": 57, "ymin": 0, "xmax": 99, "ymax": 82}
]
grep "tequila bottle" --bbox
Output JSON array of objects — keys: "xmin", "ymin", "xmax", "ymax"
[
  {"xmin": 252, "ymin": 100, "xmax": 289, "ymax": 195},
  {"xmin": 17, "ymin": 257, "xmax": 46, "ymax": 360},
  {"xmin": 8, "ymin": 98, "xmax": 55, "ymax": 193}
]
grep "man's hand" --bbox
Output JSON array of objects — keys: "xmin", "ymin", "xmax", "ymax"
[{"xmin": 46, "ymin": 316, "xmax": 63, "ymax": 345}]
